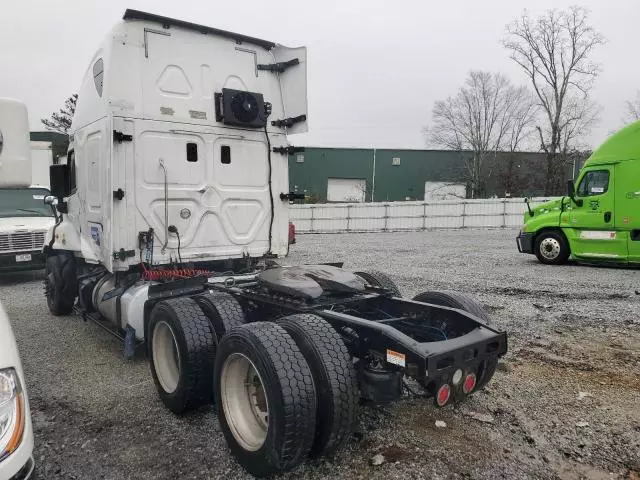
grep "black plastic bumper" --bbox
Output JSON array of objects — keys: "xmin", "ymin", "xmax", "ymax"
[
  {"xmin": 0, "ymin": 251, "xmax": 46, "ymax": 272},
  {"xmin": 516, "ymin": 232, "xmax": 534, "ymax": 254}
]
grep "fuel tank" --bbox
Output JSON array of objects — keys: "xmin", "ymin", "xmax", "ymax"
[{"xmin": 92, "ymin": 274, "xmax": 156, "ymax": 340}]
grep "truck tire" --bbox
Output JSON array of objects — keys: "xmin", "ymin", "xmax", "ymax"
[
  {"xmin": 193, "ymin": 291, "xmax": 246, "ymax": 338},
  {"xmin": 277, "ymin": 313, "xmax": 358, "ymax": 456},
  {"xmin": 214, "ymin": 322, "xmax": 316, "ymax": 477},
  {"xmin": 412, "ymin": 290, "xmax": 497, "ymax": 390},
  {"xmin": 44, "ymin": 252, "xmax": 77, "ymax": 315},
  {"xmin": 534, "ymin": 230, "xmax": 570, "ymax": 265},
  {"xmin": 149, "ymin": 297, "xmax": 216, "ymax": 414},
  {"xmin": 354, "ymin": 270, "xmax": 401, "ymax": 296}
]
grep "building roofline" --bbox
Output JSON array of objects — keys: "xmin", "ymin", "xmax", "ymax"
[{"xmin": 293, "ymin": 146, "xmax": 547, "ymax": 155}]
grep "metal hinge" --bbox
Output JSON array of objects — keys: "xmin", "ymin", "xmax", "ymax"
[
  {"xmin": 280, "ymin": 192, "xmax": 306, "ymax": 201},
  {"xmin": 113, "ymin": 248, "xmax": 135, "ymax": 261},
  {"xmin": 271, "ymin": 114, "xmax": 307, "ymax": 129},
  {"xmin": 257, "ymin": 58, "xmax": 299, "ymax": 73},
  {"xmin": 272, "ymin": 146, "xmax": 305, "ymax": 155},
  {"xmin": 113, "ymin": 188, "xmax": 125, "ymax": 200},
  {"xmin": 113, "ymin": 130, "xmax": 133, "ymax": 143}
]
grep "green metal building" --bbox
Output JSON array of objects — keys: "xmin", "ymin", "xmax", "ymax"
[{"xmin": 289, "ymin": 147, "xmax": 581, "ymax": 202}]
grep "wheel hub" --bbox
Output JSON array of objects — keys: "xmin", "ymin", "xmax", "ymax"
[
  {"xmin": 221, "ymin": 353, "xmax": 269, "ymax": 452},
  {"xmin": 152, "ymin": 321, "xmax": 181, "ymax": 394},
  {"xmin": 540, "ymin": 237, "xmax": 561, "ymax": 260}
]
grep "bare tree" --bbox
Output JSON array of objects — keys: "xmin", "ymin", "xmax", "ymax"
[
  {"xmin": 427, "ymin": 71, "xmax": 537, "ymax": 198},
  {"xmin": 625, "ymin": 90, "xmax": 640, "ymax": 122},
  {"xmin": 504, "ymin": 6, "xmax": 604, "ymax": 195},
  {"xmin": 41, "ymin": 94, "xmax": 78, "ymax": 134}
]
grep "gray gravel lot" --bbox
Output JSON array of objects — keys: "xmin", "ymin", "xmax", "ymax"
[{"xmin": 2, "ymin": 229, "xmax": 639, "ymax": 480}]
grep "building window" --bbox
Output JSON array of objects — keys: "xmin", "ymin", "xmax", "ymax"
[{"xmin": 93, "ymin": 58, "xmax": 104, "ymax": 97}]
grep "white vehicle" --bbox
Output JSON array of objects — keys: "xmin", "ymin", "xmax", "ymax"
[
  {"xmin": 0, "ymin": 303, "xmax": 35, "ymax": 480},
  {"xmin": 42, "ymin": 10, "xmax": 506, "ymax": 477},
  {"xmin": 0, "ymin": 99, "xmax": 56, "ymax": 272},
  {"xmin": 29, "ymin": 141, "xmax": 54, "ymax": 189}
]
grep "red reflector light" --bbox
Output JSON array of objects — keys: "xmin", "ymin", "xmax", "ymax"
[
  {"xmin": 436, "ymin": 384, "xmax": 451, "ymax": 407},
  {"xmin": 463, "ymin": 373, "xmax": 476, "ymax": 394}
]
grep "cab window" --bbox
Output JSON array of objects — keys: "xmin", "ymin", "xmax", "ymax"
[{"xmin": 577, "ymin": 170, "xmax": 609, "ymax": 197}]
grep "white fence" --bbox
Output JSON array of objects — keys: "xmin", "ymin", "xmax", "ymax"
[{"xmin": 290, "ymin": 197, "xmax": 558, "ymax": 234}]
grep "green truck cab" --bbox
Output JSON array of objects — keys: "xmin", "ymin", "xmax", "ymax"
[{"xmin": 517, "ymin": 121, "xmax": 640, "ymax": 265}]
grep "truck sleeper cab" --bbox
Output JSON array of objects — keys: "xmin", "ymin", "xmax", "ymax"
[
  {"xmin": 41, "ymin": 10, "xmax": 508, "ymax": 478},
  {"xmin": 517, "ymin": 121, "xmax": 640, "ymax": 265}
]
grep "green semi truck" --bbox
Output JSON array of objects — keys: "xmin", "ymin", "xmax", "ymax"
[{"xmin": 517, "ymin": 121, "xmax": 640, "ymax": 266}]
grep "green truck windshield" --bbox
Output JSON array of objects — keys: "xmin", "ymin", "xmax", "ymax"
[{"xmin": 0, "ymin": 188, "xmax": 54, "ymax": 218}]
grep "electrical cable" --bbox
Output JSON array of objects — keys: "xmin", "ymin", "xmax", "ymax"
[
  {"xmin": 176, "ymin": 231, "xmax": 183, "ymax": 266},
  {"xmin": 264, "ymin": 125, "xmax": 275, "ymax": 254}
]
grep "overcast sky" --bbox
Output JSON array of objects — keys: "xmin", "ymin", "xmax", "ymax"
[{"xmin": 1, "ymin": 0, "xmax": 638, "ymax": 149}]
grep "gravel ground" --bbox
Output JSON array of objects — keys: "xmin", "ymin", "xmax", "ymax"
[{"xmin": 2, "ymin": 229, "xmax": 639, "ymax": 480}]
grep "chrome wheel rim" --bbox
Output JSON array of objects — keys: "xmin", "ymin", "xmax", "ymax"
[
  {"xmin": 152, "ymin": 321, "xmax": 181, "ymax": 393},
  {"xmin": 540, "ymin": 237, "xmax": 561, "ymax": 260},
  {"xmin": 220, "ymin": 353, "xmax": 269, "ymax": 452}
]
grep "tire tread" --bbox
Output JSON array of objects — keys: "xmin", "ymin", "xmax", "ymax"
[{"xmin": 277, "ymin": 313, "xmax": 358, "ymax": 456}]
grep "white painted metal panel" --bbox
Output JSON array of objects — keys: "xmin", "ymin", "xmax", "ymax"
[
  {"xmin": 289, "ymin": 197, "xmax": 561, "ymax": 234},
  {"xmin": 349, "ymin": 217, "xmax": 385, "ymax": 231},
  {"xmin": 29, "ymin": 141, "xmax": 53, "ymax": 188}
]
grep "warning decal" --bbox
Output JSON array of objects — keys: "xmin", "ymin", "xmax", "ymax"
[{"xmin": 386, "ymin": 349, "xmax": 406, "ymax": 367}]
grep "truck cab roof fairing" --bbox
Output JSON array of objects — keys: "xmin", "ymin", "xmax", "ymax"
[{"xmin": 122, "ymin": 9, "xmax": 276, "ymax": 50}]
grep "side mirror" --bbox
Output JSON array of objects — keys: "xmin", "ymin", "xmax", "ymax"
[
  {"xmin": 43, "ymin": 195, "xmax": 56, "ymax": 205},
  {"xmin": 567, "ymin": 180, "xmax": 575, "ymax": 197},
  {"xmin": 49, "ymin": 164, "xmax": 71, "ymax": 199},
  {"xmin": 567, "ymin": 179, "xmax": 583, "ymax": 207}
]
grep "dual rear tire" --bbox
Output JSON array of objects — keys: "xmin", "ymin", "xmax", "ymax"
[{"xmin": 148, "ymin": 295, "xmax": 358, "ymax": 477}]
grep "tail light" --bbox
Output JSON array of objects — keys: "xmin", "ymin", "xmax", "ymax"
[
  {"xmin": 462, "ymin": 373, "xmax": 476, "ymax": 394},
  {"xmin": 436, "ymin": 384, "xmax": 451, "ymax": 407}
]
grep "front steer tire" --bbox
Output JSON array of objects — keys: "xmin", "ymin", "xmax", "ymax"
[
  {"xmin": 214, "ymin": 322, "xmax": 317, "ymax": 477},
  {"xmin": 534, "ymin": 230, "xmax": 570, "ymax": 265},
  {"xmin": 148, "ymin": 297, "xmax": 217, "ymax": 414},
  {"xmin": 44, "ymin": 252, "xmax": 77, "ymax": 315},
  {"xmin": 354, "ymin": 270, "xmax": 402, "ymax": 296},
  {"xmin": 277, "ymin": 313, "xmax": 358, "ymax": 457},
  {"xmin": 412, "ymin": 290, "xmax": 498, "ymax": 391}
]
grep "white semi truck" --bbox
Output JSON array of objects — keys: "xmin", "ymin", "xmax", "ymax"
[
  {"xmin": 0, "ymin": 99, "xmax": 56, "ymax": 272},
  {"xmin": 42, "ymin": 10, "xmax": 507, "ymax": 477}
]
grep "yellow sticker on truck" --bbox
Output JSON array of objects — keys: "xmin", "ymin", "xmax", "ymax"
[
  {"xmin": 579, "ymin": 231, "xmax": 616, "ymax": 240},
  {"xmin": 386, "ymin": 349, "xmax": 406, "ymax": 367}
]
